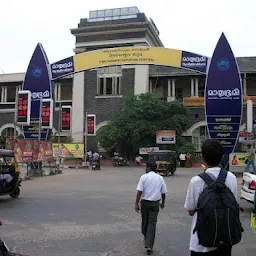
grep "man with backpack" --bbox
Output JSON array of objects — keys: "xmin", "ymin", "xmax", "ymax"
[{"xmin": 184, "ymin": 139, "xmax": 243, "ymax": 256}]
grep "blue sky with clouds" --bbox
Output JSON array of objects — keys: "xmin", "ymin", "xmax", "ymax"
[{"xmin": 0, "ymin": 0, "xmax": 255, "ymax": 73}]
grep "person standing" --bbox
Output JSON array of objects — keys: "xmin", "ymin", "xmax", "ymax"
[
  {"xmin": 186, "ymin": 152, "xmax": 193, "ymax": 168},
  {"xmin": 135, "ymin": 162, "xmax": 167, "ymax": 255},
  {"xmin": 245, "ymin": 144, "xmax": 256, "ymax": 174},
  {"xmin": 179, "ymin": 153, "xmax": 186, "ymax": 167},
  {"xmin": 184, "ymin": 139, "xmax": 241, "ymax": 256}
]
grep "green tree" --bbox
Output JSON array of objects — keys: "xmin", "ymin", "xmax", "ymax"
[{"xmin": 97, "ymin": 93, "xmax": 189, "ymax": 157}]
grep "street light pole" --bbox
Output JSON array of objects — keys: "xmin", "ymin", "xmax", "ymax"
[
  {"xmin": 84, "ymin": 111, "xmax": 88, "ymax": 160},
  {"xmin": 14, "ymin": 89, "xmax": 18, "ymax": 139},
  {"xmin": 57, "ymin": 102, "xmax": 62, "ymax": 173}
]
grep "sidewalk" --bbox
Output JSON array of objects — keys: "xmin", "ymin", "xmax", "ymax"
[{"xmin": 18, "ymin": 164, "xmax": 62, "ymax": 180}]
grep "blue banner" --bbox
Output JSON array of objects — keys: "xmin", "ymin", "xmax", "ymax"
[
  {"xmin": 181, "ymin": 51, "xmax": 208, "ymax": 74},
  {"xmin": 51, "ymin": 56, "xmax": 74, "ymax": 80},
  {"xmin": 205, "ymin": 33, "xmax": 242, "ymax": 167},
  {"xmin": 22, "ymin": 43, "xmax": 52, "ymax": 140}
]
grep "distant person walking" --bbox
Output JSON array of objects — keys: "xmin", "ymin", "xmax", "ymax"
[
  {"xmin": 135, "ymin": 162, "xmax": 167, "ymax": 255},
  {"xmin": 245, "ymin": 144, "xmax": 256, "ymax": 174}
]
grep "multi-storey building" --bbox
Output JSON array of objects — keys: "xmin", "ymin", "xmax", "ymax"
[{"xmin": 0, "ymin": 7, "xmax": 256, "ymax": 152}]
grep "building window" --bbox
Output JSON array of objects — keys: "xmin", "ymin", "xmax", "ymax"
[
  {"xmin": 1, "ymin": 127, "xmax": 17, "ymax": 138},
  {"xmin": 60, "ymin": 83, "xmax": 73, "ymax": 101},
  {"xmin": 106, "ymin": 77, "xmax": 113, "ymax": 95},
  {"xmin": 6, "ymin": 86, "xmax": 16, "ymax": 102},
  {"xmin": 97, "ymin": 66, "xmax": 122, "ymax": 96},
  {"xmin": 116, "ymin": 77, "xmax": 120, "ymax": 95}
]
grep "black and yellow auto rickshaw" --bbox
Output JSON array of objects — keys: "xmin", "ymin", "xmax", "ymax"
[
  {"xmin": 148, "ymin": 150, "xmax": 177, "ymax": 176},
  {"xmin": 0, "ymin": 149, "xmax": 21, "ymax": 198}
]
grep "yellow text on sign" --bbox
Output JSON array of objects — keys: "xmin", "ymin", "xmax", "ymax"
[{"xmin": 73, "ymin": 47, "xmax": 182, "ymax": 72}]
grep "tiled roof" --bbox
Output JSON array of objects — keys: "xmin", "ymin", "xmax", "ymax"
[{"xmin": 149, "ymin": 57, "xmax": 256, "ymax": 77}]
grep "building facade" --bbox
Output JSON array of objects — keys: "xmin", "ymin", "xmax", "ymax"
[{"xmin": 0, "ymin": 7, "xmax": 256, "ymax": 152}]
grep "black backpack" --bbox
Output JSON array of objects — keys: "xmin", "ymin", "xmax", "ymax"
[{"xmin": 193, "ymin": 169, "xmax": 243, "ymax": 248}]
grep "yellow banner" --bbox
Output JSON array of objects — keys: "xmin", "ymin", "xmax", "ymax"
[
  {"xmin": 183, "ymin": 97, "xmax": 204, "ymax": 106},
  {"xmin": 183, "ymin": 96, "xmax": 256, "ymax": 107},
  {"xmin": 73, "ymin": 47, "xmax": 182, "ymax": 72},
  {"xmin": 52, "ymin": 143, "xmax": 84, "ymax": 158}
]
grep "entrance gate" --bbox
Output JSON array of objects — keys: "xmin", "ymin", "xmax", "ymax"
[{"xmin": 22, "ymin": 33, "xmax": 242, "ymax": 168}]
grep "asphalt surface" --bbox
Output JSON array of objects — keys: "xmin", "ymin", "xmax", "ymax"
[{"xmin": 0, "ymin": 167, "xmax": 255, "ymax": 256}]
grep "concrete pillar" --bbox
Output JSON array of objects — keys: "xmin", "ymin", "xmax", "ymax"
[
  {"xmin": 149, "ymin": 79, "xmax": 153, "ymax": 93},
  {"xmin": 168, "ymin": 79, "xmax": 171, "ymax": 97},
  {"xmin": 134, "ymin": 65, "xmax": 149, "ymax": 95},
  {"xmin": 243, "ymin": 73, "xmax": 247, "ymax": 96},
  {"xmin": 191, "ymin": 78, "xmax": 194, "ymax": 97},
  {"xmin": 0, "ymin": 87, "xmax": 3, "ymax": 102},
  {"xmin": 71, "ymin": 72, "xmax": 85, "ymax": 143},
  {"xmin": 172, "ymin": 79, "xmax": 176, "ymax": 97},
  {"xmin": 58, "ymin": 83, "xmax": 61, "ymax": 101},
  {"xmin": 4, "ymin": 87, "xmax": 7, "ymax": 102},
  {"xmin": 195, "ymin": 78, "xmax": 199, "ymax": 97}
]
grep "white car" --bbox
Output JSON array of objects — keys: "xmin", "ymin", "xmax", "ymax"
[{"xmin": 241, "ymin": 172, "xmax": 256, "ymax": 203}]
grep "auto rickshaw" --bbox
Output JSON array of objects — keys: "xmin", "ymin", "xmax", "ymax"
[
  {"xmin": 148, "ymin": 150, "xmax": 177, "ymax": 176},
  {"xmin": 0, "ymin": 149, "xmax": 21, "ymax": 198}
]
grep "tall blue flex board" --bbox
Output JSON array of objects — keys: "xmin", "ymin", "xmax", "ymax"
[
  {"xmin": 22, "ymin": 43, "xmax": 52, "ymax": 140},
  {"xmin": 205, "ymin": 33, "xmax": 243, "ymax": 168}
]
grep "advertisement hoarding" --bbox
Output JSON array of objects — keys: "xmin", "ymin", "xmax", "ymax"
[
  {"xmin": 5, "ymin": 138, "xmax": 53, "ymax": 163},
  {"xmin": 61, "ymin": 106, "xmax": 71, "ymax": 131},
  {"xmin": 229, "ymin": 153, "xmax": 253, "ymax": 167},
  {"xmin": 22, "ymin": 43, "xmax": 52, "ymax": 140},
  {"xmin": 52, "ymin": 143, "xmax": 84, "ymax": 158},
  {"xmin": 41, "ymin": 99, "xmax": 53, "ymax": 129},
  {"xmin": 17, "ymin": 90, "xmax": 31, "ymax": 125},
  {"xmin": 156, "ymin": 130, "xmax": 176, "ymax": 144},
  {"xmin": 139, "ymin": 147, "xmax": 159, "ymax": 155},
  {"xmin": 87, "ymin": 114, "xmax": 96, "ymax": 136},
  {"xmin": 205, "ymin": 33, "xmax": 242, "ymax": 168}
]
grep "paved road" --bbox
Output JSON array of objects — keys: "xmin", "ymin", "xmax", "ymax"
[{"xmin": 0, "ymin": 167, "xmax": 255, "ymax": 256}]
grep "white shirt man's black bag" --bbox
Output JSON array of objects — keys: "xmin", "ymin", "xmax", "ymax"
[{"xmin": 193, "ymin": 169, "xmax": 243, "ymax": 247}]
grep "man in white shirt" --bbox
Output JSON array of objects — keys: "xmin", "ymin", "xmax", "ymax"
[
  {"xmin": 179, "ymin": 153, "xmax": 186, "ymax": 167},
  {"xmin": 135, "ymin": 162, "xmax": 167, "ymax": 255},
  {"xmin": 184, "ymin": 139, "xmax": 237, "ymax": 256}
]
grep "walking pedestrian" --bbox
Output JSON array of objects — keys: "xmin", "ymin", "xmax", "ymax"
[
  {"xmin": 244, "ymin": 144, "xmax": 256, "ymax": 174},
  {"xmin": 184, "ymin": 139, "xmax": 242, "ymax": 256},
  {"xmin": 134, "ymin": 162, "xmax": 167, "ymax": 255}
]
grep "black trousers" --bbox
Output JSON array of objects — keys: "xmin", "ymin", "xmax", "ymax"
[
  {"xmin": 140, "ymin": 199, "xmax": 160, "ymax": 249},
  {"xmin": 191, "ymin": 246, "xmax": 232, "ymax": 256}
]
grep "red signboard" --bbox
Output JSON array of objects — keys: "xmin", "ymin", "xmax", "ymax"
[
  {"xmin": 87, "ymin": 114, "xmax": 96, "ymax": 135},
  {"xmin": 41, "ymin": 99, "xmax": 53, "ymax": 129},
  {"xmin": 61, "ymin": 106, "xmax": 71, "ymax": 131},
  {"xmin": 17, "ymin": 90, "xmax": 31, "ymax": 125}
]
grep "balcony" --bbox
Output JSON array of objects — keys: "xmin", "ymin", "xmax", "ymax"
[{"xmin": 183, "ymin": 96, "xmax": 256, "ymax": 107}]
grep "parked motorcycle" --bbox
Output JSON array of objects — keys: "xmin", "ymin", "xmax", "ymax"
[{"xmin": 112, "ymin": 157, "xmax": 130, "ymax": 167}]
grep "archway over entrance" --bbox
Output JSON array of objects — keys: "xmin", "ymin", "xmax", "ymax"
[
  {"xmin": 24, "ymin": 33, "xmax": 242, "ymax": 168},
  {"xmin": 50, "ymin": 47, "xmax": 208, "ymax": 80}
]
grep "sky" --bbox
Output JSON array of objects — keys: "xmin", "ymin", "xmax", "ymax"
[{"xmin": 0, "ymin": 0, "xmax": 255, "ymax": 73}]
